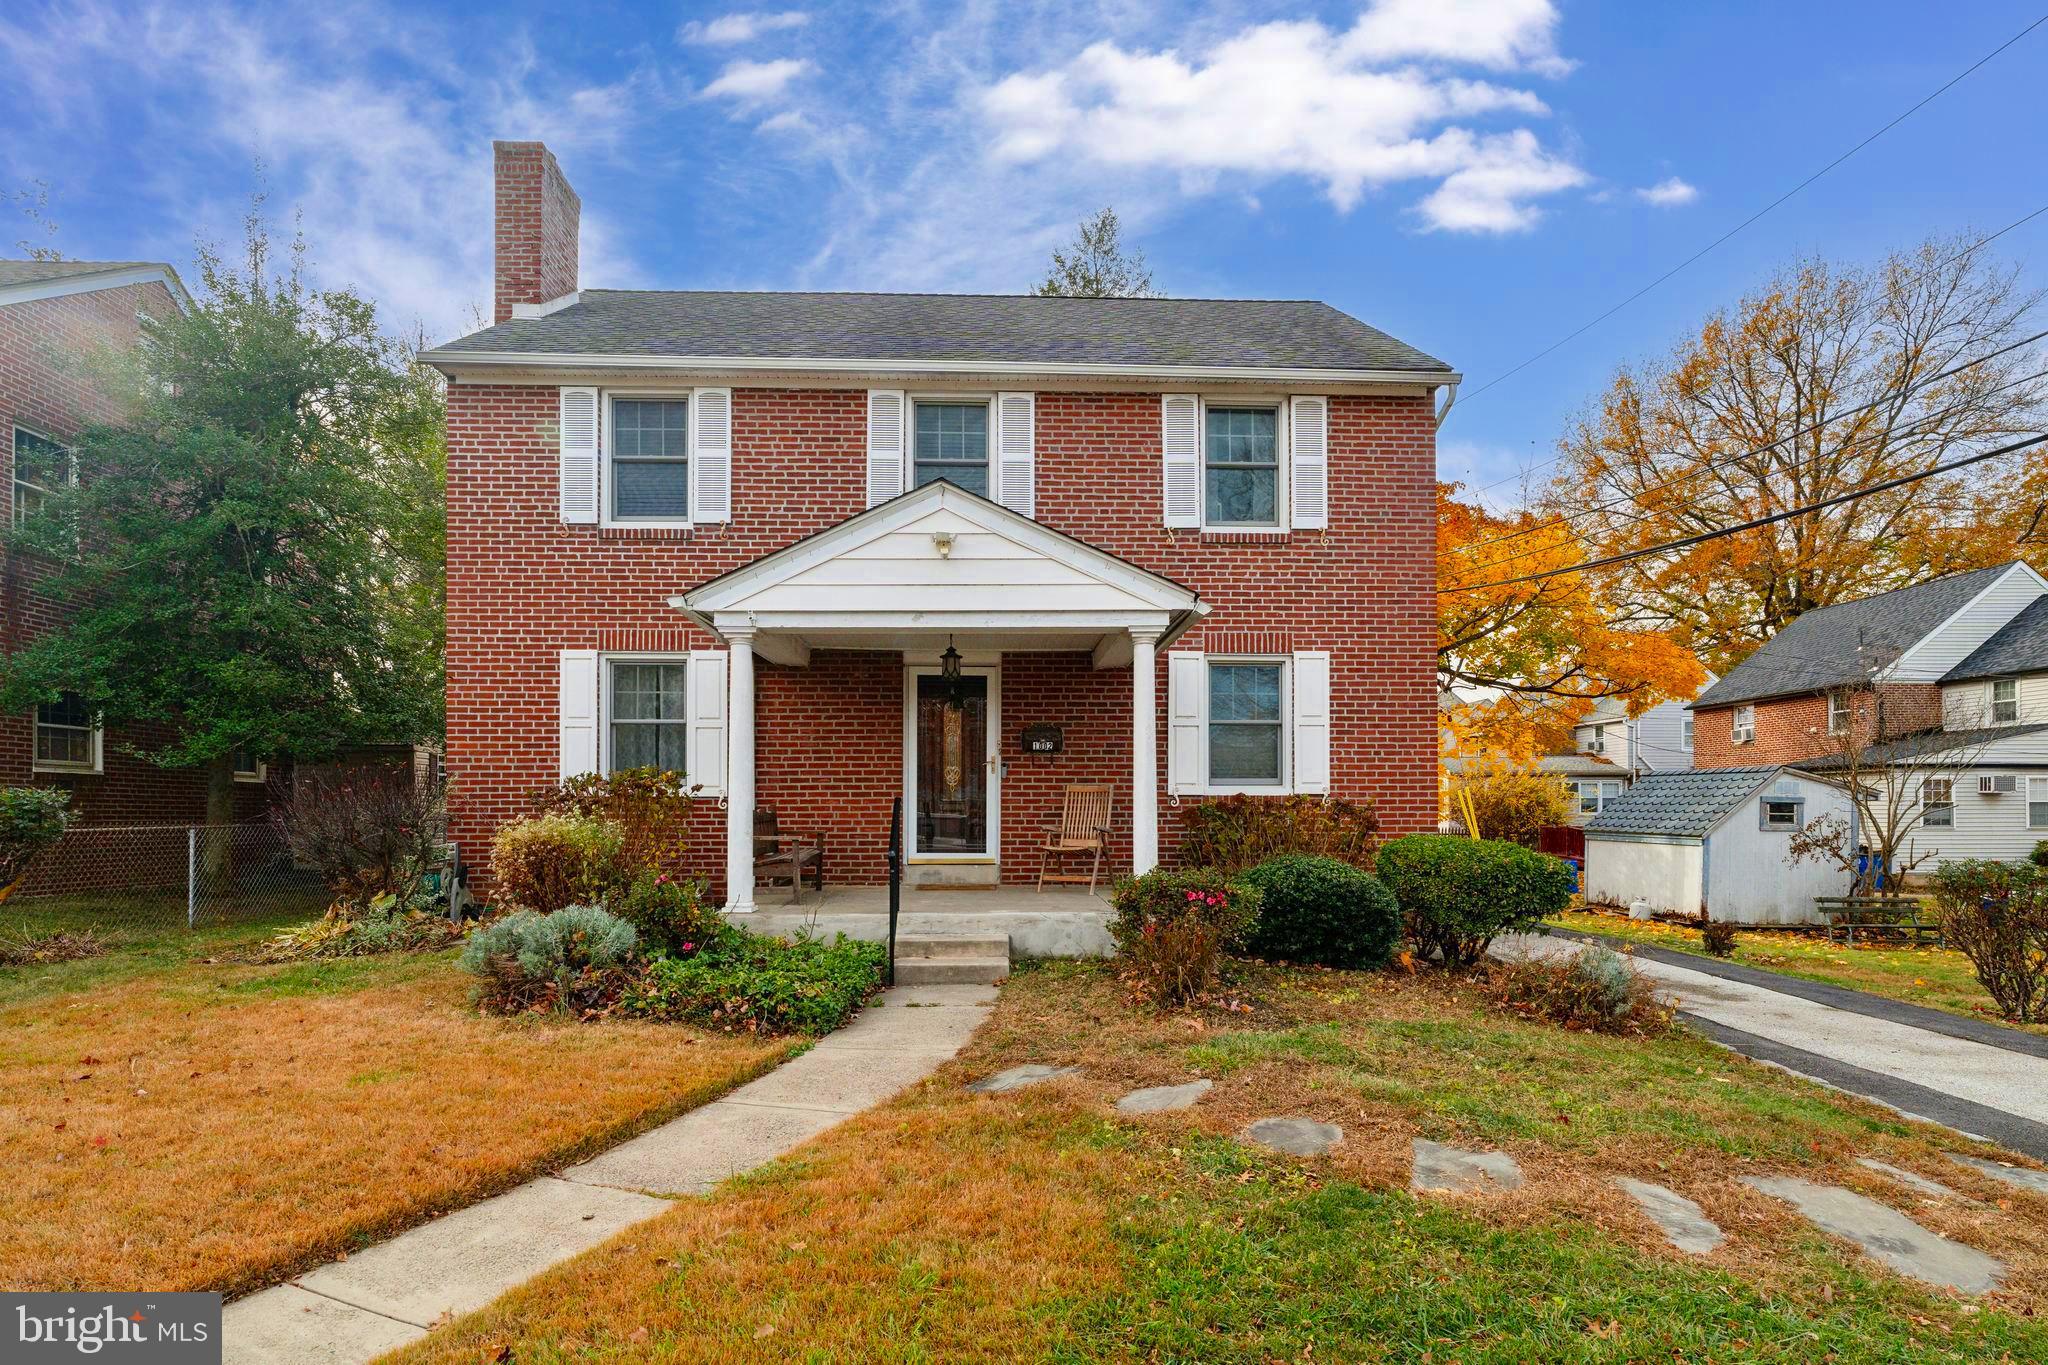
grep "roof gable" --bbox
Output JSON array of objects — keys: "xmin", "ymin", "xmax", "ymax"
[
  {"xmin": 0, "ymin": 259, "xmax": 191, "ymax": 313},
  {"xmin": 1943, "ymin": 592, "xmax": 2048, "ymax": 683}
]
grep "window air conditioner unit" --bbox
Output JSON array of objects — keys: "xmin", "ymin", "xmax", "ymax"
[{"xmin": 1980, "ymin": 774, "xmax": 2018, "ymax": 795}]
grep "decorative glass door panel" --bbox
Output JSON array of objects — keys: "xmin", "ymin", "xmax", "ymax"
[{"xmin": 914, "ymin": 674, "xmax": 988, "ymax": 854}]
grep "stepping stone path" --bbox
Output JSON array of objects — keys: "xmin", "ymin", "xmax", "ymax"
[
  {"xmin": 1410, "ymin": 1139, "xmax": 1523, "ymax": 1194},
  {"xmin": 1116, "ymin": 1079, "xmax": 1211, "ymax": 1115},
  {"xmin": 1950, "ymin": 1154, "xmax": 2048, "ymax": 1195},
  {"xmin": 1244, "ymin": 1117, "xmax": 1343, "ymax": 1156},
  {"xmin": 967, "ymin": 1064, "xmax": 1080, "ymax": 1094},
  {"xmin": 1743, "ymin": 1177, "xmax": 2004, "ymax": 1294},
  {"xmin": 1613, "ymin": 1177, "xmax": 1724, "ymax": 1254},
  {"xmin": 1857, "ymin": 1158, "xmax": 1961, "ymax": 1200}
]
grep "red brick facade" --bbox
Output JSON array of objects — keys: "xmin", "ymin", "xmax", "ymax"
[
  {"xmin": 492, "ymin": 142, "xmax": 580, "ymax": 323},
  {"xmin": 444, "ymin": 383, "xmax": 1439, "ymax": 894},
  {"xmin": 1692, "ymin": 683, "xmax": 1944, "ymax": 769},
  {"xmin": 0, "ymin": 277, "xmax": 270, "ymax": 826}
]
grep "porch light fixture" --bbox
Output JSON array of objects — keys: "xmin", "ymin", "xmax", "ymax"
[
  {"xmin": 932, "ymin": 530, "xmax": 955, "ymax": 558},
  {"xmin": 937, "ymin": 636, "xmax": 971, "ymax": 710}
]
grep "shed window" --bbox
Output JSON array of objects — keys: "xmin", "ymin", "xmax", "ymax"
[
  {"xmin": 1760, "ymin": 797, "xmax": 1803, "ymax": 831},
  {"xmin": 1992, "ymin": 679, "xmax": 2019, "ymax": 725}
]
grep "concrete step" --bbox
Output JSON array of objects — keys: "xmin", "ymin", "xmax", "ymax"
[
  {"xmin": 893, "ymin": 956, "xmax": 1011, "ymax": 986},
  {"xmin": 907, "ymin": 862, "xmax": 1000, "ymax": 888},
  {"xmin": 894, "ymin": 935, "xmax": 1010, "ymax": 961}
]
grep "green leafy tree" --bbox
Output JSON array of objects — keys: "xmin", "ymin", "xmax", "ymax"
[
  {"xmin": 1035, "ymin": 207, "xmax": 1159, "ymax": 298},
  {"xmin": 0, "ymin": 215, "xmax": 443, "ymax": 833}
]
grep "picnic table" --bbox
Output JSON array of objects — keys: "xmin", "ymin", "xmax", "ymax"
[{"xmin": 1812, "ymin": 895, "xmax": 1942, "ymax": 946}]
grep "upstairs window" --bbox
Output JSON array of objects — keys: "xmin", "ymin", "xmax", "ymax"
[
  {"xmin": 1681, "ymin": 715, "xmax": 1695, "ymax": 748},
  {"xmin": 1827, "ymin": 693, "xmax": 1851, "ymax": 735},
  {"xmin": 1992, "ymin": 678, "xmax": 2019, "ymax": 725},
  {"xmin": 1208, "ymin": 660, "xmax": 1285, "ymax": 787},
  {"xmin": 1204, "ymin": 406, "xmax": 1279, "ymax": 527},
  {"xmin": 911, "ymin": 401, "xmax": 990, "ymax": 497},
  {"xmin": 608, "ymin": 397, "xmax": 689, "ymax": 523},
  {"xmin": 1921, "ymin": 778, "xmax": 1954, "ymax": 828},
  {"xmin": 1732, "ymin": 705, "xmax": 1755, "ymax": 745},
  {"xmin": 12, "ymin": 426, "xmax": 70, "ymax": 525},
  {"xmin": 33, "ymin": 691, "xmax": 99, "ymax": 773},
  {"xmin": 607, "ymin": 659, "xmax": 688, "ymax": 775}
]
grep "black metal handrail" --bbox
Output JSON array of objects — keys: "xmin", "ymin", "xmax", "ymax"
[{"xmin": 886, "ymin": 796, "xmax": 903, "ymax": 987}]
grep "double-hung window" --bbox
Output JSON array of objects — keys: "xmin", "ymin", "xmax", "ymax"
[
  {"xmin": 1207, "ymin": 660, "xmax": 1286, "ymax": 787},
  {"xmin": 1992, "ymin": 679, "xmax": 2020, "ymax": 725},
  {"xmin": 1921, "ymin": 778, "xmax": 1954, "ymax": 827},
  {"xmin": 608, "ymin": 397, "xmax": 690, "ymax": 523},
  {"xmin": 606, "ymin": 659, "xmax": 689, "ymax": 776},
  {"xmin": 1681, "ymin": 716, "xmax": 1695, "ymax": 749},
  {"xmin": 2030, "ymin": 777, "xmax": 2048, "ymax": 830},
  {"xmin": 1827, "ymin": 692, "xmax": 1851, "ymax": 735},
  {"xmin": 1732, "ymin": 705, "xmax": 1755, "ymax": 745},
  {"xmin": 1204, "ymin": 405, "xmax": 1280, "ymax": 527},
  {"xmin": 12, "ymin": 426, "xmax": 70, "ymax": 525},
  {"xmin": 911, "ymin": 400, "xmax": 990, "ymax": 496},
  {"xmin": 33, "ymin": 691, "xmax": 99, "ymax": 773}
]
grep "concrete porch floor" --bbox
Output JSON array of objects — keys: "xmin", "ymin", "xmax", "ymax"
[{"xmin": 733, "ymin": 884, "xmax": 1114, "ymax": 958}]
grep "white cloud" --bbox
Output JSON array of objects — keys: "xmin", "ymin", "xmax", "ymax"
[
  {"xmin": 701, "ymin": 57, "xmax": 815, "ymax": 103},
  {"xmin": 1635, "ymin": 175, "xmax": 1698, "ymax": 207},
  {"xmin": 1345, "ymin": 0, "xmax": 1574, "ymax": 78},
  {"xmin": 679, "ymin": 11, "xmax": 809, "ymax": 46}
]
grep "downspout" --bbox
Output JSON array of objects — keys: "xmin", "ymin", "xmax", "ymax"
[{"xmin": 1434, "ymin": 382, "xmax": 1459, "ymax": 430}]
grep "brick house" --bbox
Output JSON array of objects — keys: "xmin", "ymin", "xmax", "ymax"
[
  {"xmin": 424, "ymin": 142, "xmax": 1451, "ymax": 909},
  {"xmin": 0, "ymin": 258, "xmax": 275, "ymax": 827}
]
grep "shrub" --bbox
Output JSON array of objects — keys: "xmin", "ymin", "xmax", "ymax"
[
  {"xmin": 276, "ymin": 772, "xmax": 446, "ymax": 912},
  {"xmin": 1107, "ymin": 866, "xmax": 1261, "ymax": 1006},
  {"xmin": 250, "ymin": 894, "xmax": 460, "ymax": 962},
  {"xmin": 1929, "ymin": 859, "xmax": 2048, "ymax": 1023},
  {"xmin": 612, "ymin": 869, "xmax": 723, "ymax": 957},
  {"xmin": 1698, "ymin": 915, "xmax": 1739, "ymax": 958},
  {"xmin": 0, "ymin": 787, "xmax": 73, "ymax": 894},
  {"xmin": 534, "ymin": 766, "xmax": 693, "ymax": 874},
  {"xmin": 1177, "ymin": 794, "xmax": 1379, "ymax": 873},
  {"xmin": 1377, "ymin": 834, "xmax": 1575, "ymax": 969},
  {"xmin": 625, "ymin": 929, "xmax": 885, "ymax": 1035},
  {"xmin": 1492, "ymin": 945, "xmax": 1672, "ymax": 1035},
  {"xmin": 1445, "ymin": 758, "xmax": 1574, "ymax": 847},
  {"xmin": 461, "ymin": 905, "xmax": 640, "ymax": 1015},
  {"xmin": 1238, "ymin": 854, "xmax": 1401, "ymax": 968},
  {"xmin": 2031, "ymin": 840, "xmax": 2048, "ymax": 871},
  {"xmin": 491, "ymin": 814, "xmax": 632, "ymax": 913}
]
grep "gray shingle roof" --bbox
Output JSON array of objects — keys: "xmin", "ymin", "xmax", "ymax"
[
  {"xmin": 1537, "ymin": 753, "xmax": 1628, "ymax": 779},
  {"xmin": 1801, "ymin": 721, "xmax": 2048, "ymax": 771},
  {"xmin": 425, "ymin": 290, "xmax": 1453, "ymax": 373},
  {"xmin": 1584, "ymin": 766, "xmax": 1783, "ymax": 837},
  {"xmin": 1944, "ymin": 592, "xmax": 2048, "ymax": 683},
  {"xmin": 1692, "ymin": 563, "xmax": 2022, "ymax": 710},
  {"xmin": 0, "ymin": 259, "xmax": 161, "ymax": 287}
]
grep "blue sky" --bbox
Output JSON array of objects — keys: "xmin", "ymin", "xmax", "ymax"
[{"xmin": 4, "ymin": 1, "xmax": 2045, "ymax": 495}]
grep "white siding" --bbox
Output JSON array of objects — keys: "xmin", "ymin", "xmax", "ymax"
[
  {"xmin": 1701, "ymin": 774, "xmax": 1853, "ymax": 924},
  {"xmin": 1865, "ymin": 729, "xmax": 2048, "ymax": 865},
  {"xmin": 1886, "ymin": 564, "xmax": 2048, "ymax": 681},
  {"xmin": 1584, "ymin": 837, "xmax": 1702, "ymax": 916},
  {"xmin": 1942, "ymin": 673, "xmax": 2048, "ymax": 730},
  {"xmin": 1631, "ymin": 698, "xmax": 1696, "ymax": 774}
]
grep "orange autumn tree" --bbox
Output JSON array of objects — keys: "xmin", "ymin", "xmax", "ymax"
[{"xmin": 1438, "ymin": 481, "xmax": 1704, "ymax": 758}]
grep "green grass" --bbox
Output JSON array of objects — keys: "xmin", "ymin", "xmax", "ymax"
[{"xmin": 0, "ymin": 901, "xmax": 322, "ymax": 1008}]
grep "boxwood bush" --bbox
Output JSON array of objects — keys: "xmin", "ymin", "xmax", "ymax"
[
  {"xmin": 625, "ymin": 928, "xmax": 885, "ymax": 1035},
  {"xmin": 1238, "ymin": 854, "xmax": 1401, "ymax": 968},
  {"xmin": 1377, "ymin": 834, "xmax": 1574, "ymax": 968}
]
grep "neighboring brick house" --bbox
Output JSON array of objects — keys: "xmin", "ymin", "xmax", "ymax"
[
  {"xmin": 1689, "ymin": 562, "xmax": 2048, "ymax": 770},
  {"xmin": 0, "ymin": 258, "xmax": 273, "ymax": 827},
  {"xmin": 424, "ymin": 141, "xmax": 1451, "ymax": 908}
]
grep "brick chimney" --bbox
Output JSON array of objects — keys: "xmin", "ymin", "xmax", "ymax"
[{"xmin": 493, "ymin": 140, "xmax": 580, "ymax": 323}]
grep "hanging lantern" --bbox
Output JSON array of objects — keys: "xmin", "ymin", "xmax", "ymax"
[{"xmin": 937, "ymin": 637, "xmax": 971, "ymax": 710}]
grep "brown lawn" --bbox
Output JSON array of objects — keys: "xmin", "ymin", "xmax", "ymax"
[{"xmin": 0, "ymin": 951, "xmax": 790, "ymax": 1297}]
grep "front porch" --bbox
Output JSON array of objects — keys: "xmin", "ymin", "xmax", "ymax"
[{"xmin": 736, "ymin": 884, "xmax": 1115, "ymax": 959}]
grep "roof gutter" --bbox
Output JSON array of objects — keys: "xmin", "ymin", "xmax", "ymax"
[{"xmin": 0, "ymin": 263, "xmax": 194, "ymax": 315}]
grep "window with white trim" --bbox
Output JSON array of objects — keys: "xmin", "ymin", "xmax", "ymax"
[
  {"xmin": 911, "ymin": 399, "xmax": 990, "ymax": 496},
  {"xmin": 1208, "ymin": 660, "xmax": 1286, "ymax": 787},
  {"xmin": 1576, "ymin": 779, "xmax": 1622, "ymax": 814},
  {"xmin": 1204, "ymin": 404, "xmax": 1281, "ymax": 527},
  {"xmin": 33, "ymin": 692, "xmax": 99, "ymax": 773},
  {"xmin": 606, "ymin": 658, "xmax": 689, "ymax": 775},
  {"xmin": 12, "ymin": 426, "xmax": 70, "ymax": 525},
  {"xmin": 2031, "ymin": 776, "xmax": 2048, "ymax": 830},
  {"xmin": 607, "ymin": 396, "xmax": 689, "ymax": 524},
  {"xmin": 1921, "ymin": 778, "xmax": 1953, "ymax": 827},
  {"xmin": 1732, "ymin": 705, "xmax": 1755, "ymax": 745},
  {"xmin": 1681, "ymin": 715, "xmax": 1695, "ymax": 748},
  {"xmin": 1992, "ymin": 678, "xmax": 2019, "ymax": 725},
  {"xmin": 1827, "ymin": 692, "xmax": 1851, "ymax": 735}
]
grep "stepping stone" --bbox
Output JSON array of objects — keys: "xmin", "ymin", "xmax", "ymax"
[
  {"xmin": 967, "ymin": 1064, "xmax": 1079, "ymax": 1094},
  {"xmin": 1116, "ymin": 1079, "xmax": 1212, "ymax": 1115},
  {"xmin": 1949, "ymin": 1154, "xmax": 2048, "ymax": 1195},
  {"xmin": 1614, "ymin": 1177, "xmax": 1725, "ymax": 1254},
  {"xmin": 1410, "ymin": 1138, "xmax": 1524, "ymax": 1194},
  {"xmin": 1857, "ymin": 1158, "xmax": 1961, "ymax": 1200},
  {"xmin": 1243, "ymin": 1117, "xmax": 1343, "ymax": 1156},
  {"xmin": 1743, "ymin": 1177, "xmax": 2003, "ymax": 1294}
]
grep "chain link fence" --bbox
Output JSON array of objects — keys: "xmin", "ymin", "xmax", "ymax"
[{"xmin": 1, "ymin": 823, "xmax": 329, "ymax": 938}]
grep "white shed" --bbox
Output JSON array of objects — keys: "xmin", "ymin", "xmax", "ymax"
[{"xmin": 1581, "ymin": 766, "xmax": 1852, "ymax": 925}]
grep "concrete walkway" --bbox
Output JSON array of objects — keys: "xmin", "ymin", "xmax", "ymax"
[
  {"xmin": 1498, "ymin": 934, "xmax": 2048, "ymax": 1159},
  {"xmin": 222, "ymin": 984, "xmax": 995, "ymax": 1365}
]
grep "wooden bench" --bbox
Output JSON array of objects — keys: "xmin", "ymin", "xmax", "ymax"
[
  {"xmin": 1813, "ymin": 895, "xmax": 1942, "ymax": 945},
  {"xmin": 754, "ymin": 807, "xmax": 824, "ymax": 905}
]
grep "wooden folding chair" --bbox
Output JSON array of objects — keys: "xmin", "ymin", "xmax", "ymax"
[{"xmin": 1038, "ymin": 784, "xmax": 1114, "ymax": 892}]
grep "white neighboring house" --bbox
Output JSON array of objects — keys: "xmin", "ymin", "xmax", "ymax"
[
  {"xmin": 1573, "ymin": 690, "xmax": 1705, "ymax": 778},
  {"xmin": 1582, "ymin": 766, "xmax": 1852, "ymax": 924}
]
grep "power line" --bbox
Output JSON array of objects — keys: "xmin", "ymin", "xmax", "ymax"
[
  {"xmin": 1443, "ymin": 432, "xmax": 2048, "ymax": 595},
  {"xmin": 1450, "ymin": 14, "xmax": 2048, "ymax": 422}
]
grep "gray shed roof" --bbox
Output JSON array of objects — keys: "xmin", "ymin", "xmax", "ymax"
[
  {"xmin": 1692, "ymin": 563, "xmax": 2022, "ymax": 710},
  {"xmin": 1944, "ymin": 592, "xmax": 2048, "ymax": 684},
  {"xmin": 1584, "ymin": 766, "xmax": 1784, "ymax": 838},
  {"xmin": 424, "ymin": 290, "xmax": 1454, "ymax": 375}
]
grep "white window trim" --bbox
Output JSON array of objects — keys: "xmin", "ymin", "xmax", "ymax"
[
  {"xmin": 1201, "ymin": 654, "xmax": 1292, "ymax": 795},
  {"xmin": 1732, "ymin": 704, "xmax": 1755, "ymax": 745},
  {"xmin": 1827, "ymin": 693, "xmax": 1851, "ymax": 735},
  {"xmin": 600, "ymin": 653, "xmax": 692, "ymax": 778},
  {"xmin": 602, "ymin": 391, "xmax": 693, "ymax": 530},
  {"xmin": 2029, "ymin": 776, "xmax": 2048, "ymax": 830},
  {"xmin": 11, "ymin": 424, "xmax": 75, "ymax": 527},
  {"xmin": 1681, "ymin": 715, "xmax": 1695, "ymax": 748},
  {"xmin": 1920, "ymin": 778, "xmax": 1954, "ymax": 827},
  {"xmin": 1198, "ymin": 395, "xmax": 1290, "ymax": 533},
  {"xmin": 906, "ymin": 392, "xmax": 996, "ymax": 498},
  {"xmin": 1991, "ymin": 678, "xmax": 2020, "ymax": 726},
  {"xmin": 31, "ymin": 696, "xmax": 102, "ymax": 776}
]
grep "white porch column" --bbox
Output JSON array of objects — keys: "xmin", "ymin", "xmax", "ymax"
[
  {"xmin": 1131, "ymin": 628, "xmax": 1160, "ymax": 876},
  {"xmin": 724, "ymin": 630, "xmax": 757, "ymax": 913}
]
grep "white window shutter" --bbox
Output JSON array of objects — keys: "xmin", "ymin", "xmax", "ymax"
[
  {"xmin": 559, "ymin": 650, "xmax": 600, "ymax": 779},
  {"xmin": 559, "ymin": 387, "xmax": 599, "ymax": 524},
  {"xmin": 1289, "ymin": 396, "xmax": 1328, "ymax": 530},
  {"xmin": 1162, "ymin": 394, "xmax": 1200, "ymax": 527},
  {"xmin": 687, "ymin": 650, "xmax": 728, "ymax": 796},
  {"xmin": 1167, "ymin": 652, "xmax": 1206, "ymax": 793},
  {"xmin": 866, "ymin": 389, "xmax": 907, "ymax": 507},
  {"xmin": 995, "ymin": 391, "xmax": 1035, "ymax": 517},
  {"xmin": 1292, "ymin": 650, "xmax": 1331, "ymax": 795},
  {"xmin": 691, "ymin": 387, "xmax": 732, "ymax": 524}
]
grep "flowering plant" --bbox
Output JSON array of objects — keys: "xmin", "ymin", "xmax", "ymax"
[{"xmin": 1107, "ymin": 866, "xmax": 1260, "ymax": 1007}]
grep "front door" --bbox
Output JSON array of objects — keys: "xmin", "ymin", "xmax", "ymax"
[{"xmin": 909, "ymin": 670, "xmax": 998, "ymax": 857}]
